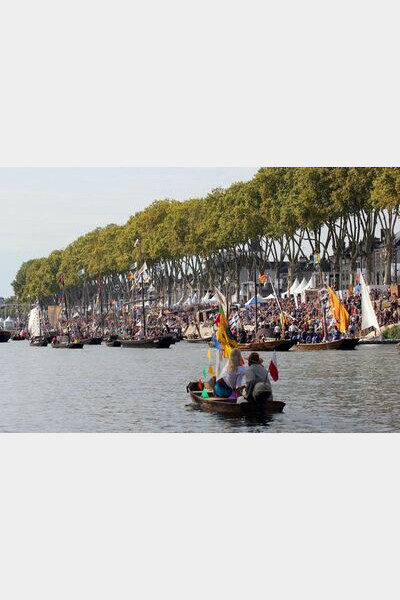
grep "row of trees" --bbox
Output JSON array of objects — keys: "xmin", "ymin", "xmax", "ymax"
[{"xmin": 12, "ymin": 167, "xmax": 400, "ymax": 305}]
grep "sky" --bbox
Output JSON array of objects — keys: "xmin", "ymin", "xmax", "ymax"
[{"xmin": 0, "ymin": 167, "xmax": 258, "ymax": 297}]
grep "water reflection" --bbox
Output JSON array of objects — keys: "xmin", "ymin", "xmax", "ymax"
[{"xmin": 0, "ymin": 341, "xmax": 399, "ymax": 432}]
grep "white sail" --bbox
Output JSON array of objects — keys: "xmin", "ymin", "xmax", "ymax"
[
  {"xmin": 28, "ymin": 307, "xmax": 42, "ymax": 338},
  {"xmin": 360, "ymin": 273, "xmax": 381, "ymax": 334}
]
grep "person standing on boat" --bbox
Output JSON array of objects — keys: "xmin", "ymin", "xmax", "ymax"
[
  {"xmin": 214, "ymin": 348, "xmax": 246, "ymax": 399},
  {"xmin": 244, "ymin": 352, "xmax": 273, "ymax": 402}
]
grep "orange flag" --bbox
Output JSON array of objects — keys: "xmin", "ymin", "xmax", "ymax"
[{"xmin": 327, "ymin": 286, "xmax": 349, "ymax": 334}]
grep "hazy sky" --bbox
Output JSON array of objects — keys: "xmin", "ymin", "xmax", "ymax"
[{"xmin": 0, "ymin": 167, "xmax": 258, "ymax": 297}]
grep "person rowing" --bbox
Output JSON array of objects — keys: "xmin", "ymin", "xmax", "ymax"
[{"xmin": 243, "ymin": 352, "xmax": 273, "ymax": 402}]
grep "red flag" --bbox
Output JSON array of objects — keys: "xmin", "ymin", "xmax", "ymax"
[{"xmin": 269, "ymin": 350, "xmax": 279, "ymax": 382}]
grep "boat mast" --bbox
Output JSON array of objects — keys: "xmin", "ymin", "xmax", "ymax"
[
  {"xmin": 100, "ymin": 277, "xmax": 104, "ymax": 337},
  {"xmin": 141, "ymin": 272, "xmax": 146, "ymax": 338}
]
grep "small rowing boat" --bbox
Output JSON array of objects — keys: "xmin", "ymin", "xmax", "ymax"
[
  {"xmin": 183, "ymin": 337, "xmax": 212, "ymax": 344},
  {"xmin": 187, "ymin": 384, "xmax": 285, "ymax": 416}
]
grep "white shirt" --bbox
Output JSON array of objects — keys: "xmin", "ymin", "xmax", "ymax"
[{"xmin": 219, "ymin": 364, "xmax": 247, "ymax": 389}]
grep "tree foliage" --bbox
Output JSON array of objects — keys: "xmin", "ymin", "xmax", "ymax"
[{"xmin": 12, "ymin": 168, "xmax": 400, "ymax": 301}]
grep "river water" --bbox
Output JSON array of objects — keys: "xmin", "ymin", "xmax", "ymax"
[{"xmin": 0, "ymin": 340, "xmax": 399, "ymax": 432}]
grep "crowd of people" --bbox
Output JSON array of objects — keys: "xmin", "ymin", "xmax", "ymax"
[{"xmin": 11, "ymin": 285, "xmax": 400, "ymax": 343}]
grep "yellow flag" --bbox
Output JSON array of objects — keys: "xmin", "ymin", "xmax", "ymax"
[
  {"xmin": 208, "ymin": 365, "xmax": 215, "ymax": 376},
  {"xmin": 207, "ymin": 349, "xmax": 211, "ymax": 362},
  {"xmin": 327, "ymin": 286, "xmax": 349, "ymax": 334}
]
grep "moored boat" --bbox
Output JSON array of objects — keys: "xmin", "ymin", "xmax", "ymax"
[
  {"xmin": 293, "ymin": 340, "xmax": 343, "ymax": 351},
  {"xmin": 238, "ymin": 339, "xmax": 295, "ymax": 352},
  {"xmin": 337, "ymin": 338, "xmax": 360, "ymax": 350},
  {"xmin": 105, "ymin": 335, "xmax": 121, "ymax": 347},
  {"xmin": 80, "ymin": 337, "xmax": 103, "ymax": 345},
  {"xmin": 52, "ymin": 341, "xmax": 84, "ymax": 349},
  {"xmin": 187, "ymin": 385, "xmax": 285, "ymax": 415},
  {"xmin": 30, "ymin": 338, "xmax": 48, "ymax": 347},
  {"xmin": 106, "ymin": 339, "xmax": 122, "ymax": 347},
  {"xmin": 0, "ymin": 331, "xmax": 11, "ymax": 343},
  {"xmin": 120, "ymin": 335, "xmax": 174, "ymax": 349},
  {"xmin": 183, "ymin": 336, "xmax": 212, "ymax": 344}
]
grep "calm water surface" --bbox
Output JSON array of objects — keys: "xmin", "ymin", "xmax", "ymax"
[{"xmin": 0, "ymin": 340, "xmax": 399, "ymax": 432}]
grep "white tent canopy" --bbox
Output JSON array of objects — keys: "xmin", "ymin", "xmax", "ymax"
[
  {"xmin": 293, "ymin": 277, "xmax": 308, "ymax": 295},
  {"xmin": 300, "ymin": 278, "xmax": 315, "ymax": 301},
  {"xmin": 183, "ymin": 293, "xmax": 199, "ymax": 306},
  {"xmin": 282, "ymin": 277, "xmax": 300, "ymax": 298},
  {"xmin": 4, "ymin": 316, "xmax": 16, "ymax": 330}
]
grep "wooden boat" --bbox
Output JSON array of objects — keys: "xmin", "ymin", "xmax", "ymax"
[
  {"xmin": 120, "ymin": 335, "xmax": 174, "ymax": 349},
  {"xmin": 0, "ymin": 331, "xmax": 12, "ymax": 343},
  {"xmin": 183, "ymin": 336, "xmax": 212, "ymax": 344},
  {"xmin": 337, "ymin": 338, "xmax": 360, "ymax": 350},
  {"xmin": 80, "ymin": 337, "xmax": 103, "ymax": 345},
  {"xmin": 238, "ymin": 339, "xmax": 295, "ymax": 352},
  {"xmin": 187, "ymin": 387, "xmax": 285, "ymax": 415},
  {"xmin": 30, "ymin": 338, "xmax": 48, "ymax": 347},
  {"xmin": 293, "ymin": 340, "xmax": 343, "ymax": 351},
  {"xmin": 359, "ymin": 338, "xmax": 400, "ymax": 345},
  {"xmin": 106, "ymin": 336, "xmax": 122, "ymax": 347},
  {"xmin": 106, "ymin": 339, "xmax": 122, "ymax": 347},
  {"xmin": 52, "ymin": 341, "xmax": 84, "ymax": 349}
]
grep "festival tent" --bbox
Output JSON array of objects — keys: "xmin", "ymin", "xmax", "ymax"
[
  {"xmin": 183, "ymin": 293, "xmax": 199, "ymax": 306},
  {"xmin": 293, "ymin": 277, "xmax": 308, "ymax": 295},
  {"xmin": 300, "ymin": 277, "xmax": 315, "ymax": 302},
  {"xmin": 4, "ymin": 316, "xmax": 16, "ymax": 330},
  {"xmin": 245, "ymin": 295, "xmax": 269, "ymax": 307},
  {"xmin": 281, "ymin": 277, "xmax": 300, "ymax": 298}
]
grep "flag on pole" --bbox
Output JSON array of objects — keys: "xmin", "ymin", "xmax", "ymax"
[
  {"xmin": 327, "ymin": 285, "xmax": 349, "ymax": 334},
  {"xmin": 269, "ymin": 350, "xmax": 279, "ymax": 382}
]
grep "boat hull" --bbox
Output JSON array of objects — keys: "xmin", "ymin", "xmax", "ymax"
[
  {"xmin": 293, "ymin": 340, "xmax": 343, "ymax": 351},
  {"xmin": 52, "ymin": 342, "xmax": 84, "ymax": 349},
  {"xmin": 30, "ymin": 339, "xmax": 48, "ymax": 347},
  {"xmin": 81, "ymin": 337, "xmax": 103, "ymax": 345},
  {"xmin": 188, "ymin": 388, "xmax": 285, "ymax": 415},
  {"xmin": 238, "ymin": 340, "xmax": 295, "ymax": 352},
  {"xmin": 120, "ymin": 335, "xmax": 174, "ymax": 349},
  {"xmin": 183, "ymin": 337, "xmax": 212, "ymax": 344},
  {"xmin": 337, "ymin": 338, "xmax": 360, "ymax": 350},
  {"xmin": 106, "ymin": 340, "xmax": 122, "ymax": 347},
  {"xmin": 0, "ymin": 331, "xmax": 11, "ymax": 343}
]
